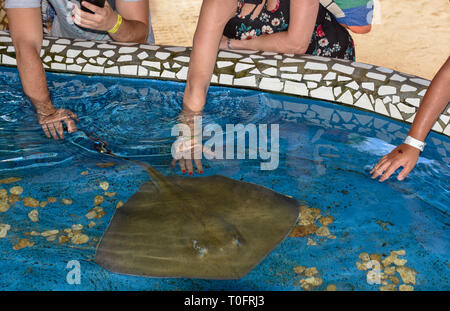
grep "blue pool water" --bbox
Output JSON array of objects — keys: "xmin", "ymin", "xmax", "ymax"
[{"xmin": 0, "ymin": 67, "xmax": 448, "ymax": 290}]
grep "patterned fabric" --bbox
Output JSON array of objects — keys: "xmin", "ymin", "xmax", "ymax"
[
  {"xmin": 223, "ymin": 0, "xmax": 355, "ymax": 60},
  {"xmin": 0, "ymin": 0, "xmax": 7, "ymax": 30},
  {"xmin": 320, "ymin": 0, "xmax": 373, "ymax": 34}
]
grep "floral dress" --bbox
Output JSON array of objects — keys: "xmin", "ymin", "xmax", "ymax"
[{"xmin": 223, "ymin": 0, "xmax": 355, "ymax": 60}]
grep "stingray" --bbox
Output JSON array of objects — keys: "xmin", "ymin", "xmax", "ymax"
[{"xmin": 91, "ymin": 134, "xmax": 299, "ymax": 280}]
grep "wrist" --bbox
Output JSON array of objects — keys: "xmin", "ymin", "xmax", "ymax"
[
  {"xmin": 32, "ymin": 99, "xmax": 56, "ymax": 116},
  {"xmin": 403, "ymin": 136, "xmax": 426, "ymax": 152},
  {"xmin": 107, "ymin": 13, "xmax": 122, "ymax": 34}
]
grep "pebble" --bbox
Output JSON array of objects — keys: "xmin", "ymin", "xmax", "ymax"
[
  {"xmin": 71, "ymin": 233, "xmax": 89, "ymax": 245},
  {"xmin": 94, "ymin": 195, "xmax": 104, "ymax": 206},
  {"xmin": 293, "ymin": 266, "xmax": 306, "ymax": 274},
  {"xmin": 116, "ymin": 201, "xmax": 124, "ymax": 209},
  {"xmin": 46, "ymin": 235, "xmax": 57, "ymax": 242},
  {"xmin": 0, "ymin": 201, "xmax": 10, "ymax": 212},
  {"xmin": 8, "ymin": 194, "xmax": 21, "ymax": 204},
  {"xmin": 47, "ymin": 197, "xmax": 58, "ymax": 203},
  {"xmin": 88, "ymin": 221, "xmax": 96, "ymax": 228},
  {"xmin": 105, "ymin": 192, "xmax": 116, "ymax": 198},
  {"xmin": 399, "ymin": 284, "xmax": 414, "ymax": 291},
  {"xmin": 28, "ymin": 209, "xmax": 39, "ymax": 222},
  {"xmin": 94, "ymin": 206, "xmax": 106, "ymax": 218},
  {"xmin": 9, "ymin": 186, "xmax": 23, "ymax": 195},
  {"xmin": 393, "ymin": 258, "xmax": 407, "ymax": 266},
  {"xmin": 13, "ymin": 238, "xmax": 34, "ymax": 250},
  {"xmin": 379, "ymin": 284, "xmax": 397, "ymax": 291},
  {"xmin": 39, "ymin": 201, "xmax": 48, "ymax": 208},
  {"xmin": 86, "ymin": 209, "xmax": 97, "ymax": 219},
  {"xmin": 0, "ymin": 189, "xmax": 7, "ymax": 198},
  {"xmin": 326, "ymin": 284, "xmax": 337, "ymax": 291},
  {"xmin": 41, "ymin": 230, "xmax": 59, "ymax": 237},
  {"xmin": 99, "ymin": 181, "xmax": 109, "ymax": 191},
  {"xmin": 307, "ymin": 238, "xmax": 317, "ymax": 245},
  {"xmin": 300, "ymin": 277, "xmax": 323, "ymax": 291},
  {"xmin": 319, "ymin": 216, "xmax": 334, "ymax": 226},
  {"xmin": 315, "ymin": 226, "xmax": 330, "ymax": 237},
  {"xmin": 72, "ymin": 224, "xmax": 83, "ymax": 231},
  {"xmin": 396, "ymin": 266, "xmax": 417, "ymax": 285},
  {"xmin": 23, "ymin": 197, "xmax": 39, "ymax": 208},
  {"xmin": 0, "ymin": 177, "xmax": 21, "ymax": 184},
  {"xmin": 304, "ymin": 267, "xmax": 319, "ymax": 277},
  {"xmin": 59, "ymin": 236, "xmax": 69, "ymax": 244},
  {"xmin": 0, "ymin": 224, "xmax": 11, "ymax": 238},
  {"xmin": 62, "ymin": 198, "xmax": 73, "ymax": 205},
  {"xmin": 81, "ymin": 170, "xmax": 89, "ymax": 176}
]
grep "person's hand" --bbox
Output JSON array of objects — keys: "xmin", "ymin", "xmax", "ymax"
[
  {"xmin": 171, "ymin": 111, "xmax": 204, "ymax": 175},
  {"xmin": 72, "ymin": 1, "xmax": 117, "ymax": 32},
  {"xmin": 370, "ymin": 144, "xmax": 420, "ymax": 182},
  {"xmin": 37, "ymin": 109, "xmax": 79, "ymax": 140},
  {"xmin": 219, "ymin": 36, "xmax": 229, "ymax": 50}
]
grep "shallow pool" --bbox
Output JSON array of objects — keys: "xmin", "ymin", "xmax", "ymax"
[{"xmin": 0, "ymin": 67, "xmax": 448, "ymax": 290}]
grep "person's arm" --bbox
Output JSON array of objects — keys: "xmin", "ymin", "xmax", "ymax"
[
  {"xmin": 183, "ymin": 0, "xmax": 236, "ymax": 113},
  {"xmin": 73, "ymin": 0, "xmax": 149, "ymax": 43},
  {"xmin": 7, "ymin": 8, "xmax": 78, "ymax": 139},
  {"xmin": 371, "ymin": 56, "xmax": 450, "ymax": 182},
  {"xmin": 222, "ymin": 0, "xmax": 319, "ymax": 54}
]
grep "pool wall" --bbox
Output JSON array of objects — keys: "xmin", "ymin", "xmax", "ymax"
[{"xmin": 0, "ymin": 30, "xmax": 448, "ymax": 139}]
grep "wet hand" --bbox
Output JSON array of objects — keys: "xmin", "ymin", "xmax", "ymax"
[
  {"xmin": 370, "ymin": 144, "xmax": 420, "ymax": 182},
  {"xmin": 73, "ymin": 1, "xmax": 117, "ymax": 32},
  {"xmin": 38, "ymin": 108, "xmax": 79, "ymax": 140},
  {"xmin": 170, "ymin": 111, "xmax": 205, "ymax": 175}
]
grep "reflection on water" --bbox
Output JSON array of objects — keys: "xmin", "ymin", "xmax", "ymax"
[{"xmin": 0, "ymin": 67, "xmax": 449, "ymax": 290}]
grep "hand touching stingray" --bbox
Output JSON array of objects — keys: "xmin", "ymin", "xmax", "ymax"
[{"xmin": 171, "ymin": 110, "xmax": 205, "ymax": 175}]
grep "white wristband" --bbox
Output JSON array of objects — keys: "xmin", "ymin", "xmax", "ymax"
[{"xmin": 404, "ymin": 136, "xmax": 426, "ymax": 152}]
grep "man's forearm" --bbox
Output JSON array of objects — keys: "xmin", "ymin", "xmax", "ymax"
[
  {"xmin": 108, "ymin": 15, "xmax": 148, "ymax": 43},
  {"xmin": 14, "ymin": 42, "xmax": 55, "ymax": 116}
]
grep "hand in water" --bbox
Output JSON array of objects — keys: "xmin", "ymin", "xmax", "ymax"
[
  {"xmin": 38, "ymin": 108, "xmax": 79, "ymax": 140},
  {"xmin": 171, "ymin": 111, "xmax": 204, "ymax": 175},
  {"xmin": 370, "ymin": 144, "xmax": 420, "ymax": 182}
]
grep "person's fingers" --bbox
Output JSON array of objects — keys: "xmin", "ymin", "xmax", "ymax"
[
  {"xmin": 41, "ymin": 124, "xmax": 51, "ymax": 138},
  {"xmin": 186, "ymin": 158, "xmax": 194, "ymax": 175},
  {"xmin": 73, "ymin": 14, "xmax": 95, "ymax": 28},
  {"xmin": 64, "ymin": 118, "xmax": 77, "ymax": 133},
  {"xmin": 371, "ymin": 156, "xmax": 390, "ymax": 175},
  {"xmin": 397, "ymin": 162, "xmax": 415, "ymax": 181},
  {"xmin": 194, "ymin": 158, "xmax": 203, "ymax": 174},
  {"xmin": 80, "ymin": 1, "xmax": 102, "ymax": 14},
  {"xmin": 68, "ymin": 111, "xmax": 79, "ymax": 122},
  {"xmin": 47, "ymin": 123, "xmax": 59, "ymax": 140},
  {"xmin": 179, "ymin": 159, "xmax": 186, "ymax": 174},
  {"xmin": 371, "ymin": 159, "xmax": 392, "ymax": 179},
  {"xmin": 379, "ymin": 161, "xmax": 402, "ymax": 182},
  {"xmin": 54, "ymin": 121, "xmax": 64, "ymax": 140}
]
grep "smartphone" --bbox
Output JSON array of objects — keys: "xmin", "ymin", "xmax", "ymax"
[{"xmin": 79, "ymin": 0, "xmax": 106, "ymax": 14}]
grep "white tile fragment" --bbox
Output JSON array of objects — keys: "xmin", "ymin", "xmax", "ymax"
[
  {"xmin": 234, "ymin": 76, "xmax": 257, "ymax": 87},
  {"xmin": 283, "ymin": 81, "xmax": 308, "ymax": 96},
  {"xmin": 310, "ymin": 86, "xmax": 335, "ymax": 101},
  {"xmin": 259, "ymin": 77, "xmax": 283, "ymax": 91},
  {"xmin": 332, "ymin": 63, "xmax": 355, "ymax": 75},
  {"xmin": 304, "ymin": 62, "xmax": 328, "ymax": 71}
]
